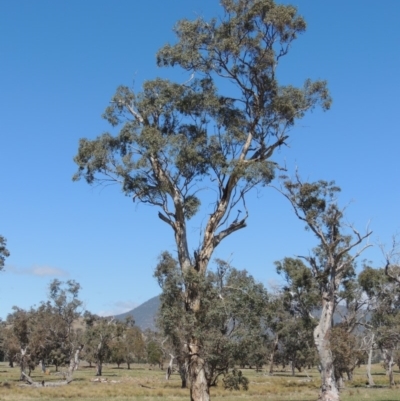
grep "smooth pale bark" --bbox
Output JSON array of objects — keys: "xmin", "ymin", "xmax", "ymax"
[
  {"xmin": 314, "ymin": 298, "xmax": 340, "ymax": 401},
  {"xmin": 21, "ymin": 371, "xmax": 73, "ymax": 387},
  {"xmin": 366, "ymin": 342, "xmax": 375, "ymax": 387},
  {"xmin": 19, "ymin": 348, "xmax": 28, "ymax": 381},
  {"xmin": 189, "ymin": 352, "xmax": 210, "ymax": 401},
  {"xmin": 383, "ymin": 349, "xmax": 395, "ymax": 386},
  {"xmin": 166, "ymin": 354, "xmax": 174, "ymax": 380},
  {"xmin": 367, "ymin": 347, "xmax": 375, "ymax": 387},
  {"xmin": 69, "ymin": 345, "xmax": 83, "ymax": 374}
]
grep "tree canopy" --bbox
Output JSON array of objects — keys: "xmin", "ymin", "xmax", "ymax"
[{"xmin": 74, "ymin": 0, "xmax": 331, "ymax": 276}]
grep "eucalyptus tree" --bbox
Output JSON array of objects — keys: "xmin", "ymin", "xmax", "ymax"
[
  {"xmin": 74, "ymin": 1, "xmax": 330, "ymax": 399},
  {"xmin": 2, "ymin": 280, "xmax": 84, "ymax": 375},
  {"xmin": 44, "ymin": 279, "xmax": 84, "ymax": 370},
  {"xmin": 329, "ymin": 325, "xmax": 365, "ymax": 387},
  {"xmin": 278, "ymin": 177, "xmax": 371, "ymax": 401},
  {"xmin": 83, "ymin": 312, "xmax": 124, "ymax": 376},
  {"xmin": 358, "ymin": 265, "xmax": 400, "ymax": 387},
  {"xmin": 1, "ymin": 318, "xmax": 20, "ymax": 367},
  {"xmin": 155, "ymin": 252, "xmax": 268, "ymax": 390},
  {"xmin": 120, "ymin": 317, "xmax": 146, "ymax": 369},
  {"xmin": 0, "ymin": 235, "xmax": 10, "ymax": 270},
  {"xmin": 5, "ymin": 307, "xmax": 38, "ymax": 380},
  {"xmin": 273, "ymin": 257, "xmax": 319, "ymax": 375}
]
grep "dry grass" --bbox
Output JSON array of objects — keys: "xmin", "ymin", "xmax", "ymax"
[{"xmin": 0, "ymin": 362, "xmax": 399, "ymax": 401}]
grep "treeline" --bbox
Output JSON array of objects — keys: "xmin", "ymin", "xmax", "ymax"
[
  {"xmin": 0, "ymin": 279, "xmax": 162, "ymax": 379},
  {"xmin": 1, "ymin": 251, "xmax": 399, "ymax": 392},
  {"xmin": 154, "ymin": 250, "xmax": 400, "ymax": 391}
]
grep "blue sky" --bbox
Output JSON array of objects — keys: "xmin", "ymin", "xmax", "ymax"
[{"xmin": 1, "ymin": 1, "xmax": 399, "ymax": 318}]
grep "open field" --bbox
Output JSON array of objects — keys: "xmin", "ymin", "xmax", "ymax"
[{"xmin": 0, "ymin": 362, "xmax": 400, "ymax": 401}]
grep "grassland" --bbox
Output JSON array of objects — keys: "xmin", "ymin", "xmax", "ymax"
[{"xmin": 0, "ymin": 362, "xmax": 399, "ymax": 401}]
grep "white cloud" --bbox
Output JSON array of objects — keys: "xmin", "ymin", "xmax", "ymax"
[
  {"xmin": 97, "ymin": 300, "xmax": 138, "ymax": 317},
  {"xmin": 6, "ymin": 264, "xmax": 68, "ymax": 277}
]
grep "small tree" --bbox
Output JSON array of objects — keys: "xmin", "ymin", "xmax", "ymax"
[
  {"xmin": 83, "ymin": 313, "xmax": 124, "ymax": 376},
  {"xmin": 40, "ymin": 279, "xmax": 83, "ymax": 371},
  {"xmin": 124, "ymin": 325, "xmax": 146, "ymax": 368},
  {"xmin": 146, "ymin": 340, "xmax": 164, "ymax": 368},
  {"xmin": 273, "ymin": 257, "xmax": 319, "ymax": 376},
  {"xmin": 278, "ymin": 176, "xmax": 371, "ymax": 401},
  {"xmin": 109, "ymin": 337, "xmax": 126, "ymax": 368},
  {"xmin": 0, "ymin": 322, "xmax": 19, "ymax": 367},
  {"xmin": 330, "ymin": 325, "xmax": 364, "ymax": 387},
  {"xmin": 5, "ymin": 308, "xmax": 37, "ymax": 380}
]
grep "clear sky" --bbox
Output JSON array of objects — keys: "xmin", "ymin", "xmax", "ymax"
[{"xmin": 1, "ymin": 1, "xmax": 399, "ymax": 319}]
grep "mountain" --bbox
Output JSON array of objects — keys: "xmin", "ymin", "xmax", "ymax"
[
  {"xmin": 114, "ymin": 295, "xmax": 368, "ymax": 333},
  {"xmin": 115, "ymin": 295, "xmax": 160, "ymax": 331}
]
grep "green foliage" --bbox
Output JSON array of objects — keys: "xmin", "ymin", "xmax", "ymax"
[
  {"xmin": 275, "ymin": 257, "xmax": 320, "ymax": 317},
  {"xmin": 1, "ymin": 280, "xmax": 84, "ymax": 374},
  {"xmin": 222, "ymin": 368, "xmax": 249, "ymax": 391},
  {"xmin": 268, "ymin": 260, "xmax": 319, "ymax": 375},
  {"xmin": 109, "ymin": 338, "xmax": 126, "ymax": 367},
  {"xmin": 124, "ymin": 326, "xmax": 146, "ymax": 365},
  {"xmin": 73, "ymin": 2, "xmax": 332, "ymax": 396},
  {"xmin": 146, "ymin": 340, "xmax": 164, "ymax": 366},
  {"xmin": 74, "ymin": 0, "xmax": 331, "ymax": 280},
  {"xmin": 330, "ymin": 325, "xmax": 365, "ymax": 382},
  {"xmin": 280, "ymin": 177, "xmax": 367, "ymax": 295},
  {"xmin": 359, "ymin": 266, "xmax": 400, "ymax": 352},
  {"xmin": 83, "ymin": 313, "xmax": 125, "ymax": 374},
  {"xmin": 155, "ymin": 252, "xmax": 269, "ymax": 387},
  {"xmin": 0, "ymin": 235, "xmax": 10, "ymax": 270}
]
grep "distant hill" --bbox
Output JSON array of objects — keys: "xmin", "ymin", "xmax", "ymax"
[
  {"xmin": 114, "ymin": 295, "xmax": 368, "ymax": 333},
  {"xmin": 115, "ymin": 295, "xmax": 160, "ymax": 331}
]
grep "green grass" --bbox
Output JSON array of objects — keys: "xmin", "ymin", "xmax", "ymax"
[{"xmin": 0, "ymin": 362, "xmax": 399, "ymax": 401}]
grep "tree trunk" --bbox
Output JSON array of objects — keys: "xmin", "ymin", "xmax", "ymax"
[
  {"xmin": 366, "ymin": 335, "xmax": 374, "ymax": 387},
  {"xmin": 346, "ymin": 370, "xmax": 352, "ymax": 381},
  {"xmin": 96, "ymin": 361, "xmax": 102, "ymax": 376},
  {"xmin": 96, "ymin": 341, "xmax": 103, "ymax": 376},
  {"xmin": 69, "ymin": 345, "xmax": 83, "ymax": 374},
  {"xmin": 383, "ymin": 349, "xmax": 395, "ymax": 387},
  {"xmin": 127, "ymin": 362, "xmax": 131, "ymax": 370},
  {"xmin": 189, "ymin": 352, "xmax": 210, "ymax": 401},
  {"xmin": 269, "ymin": 334, "xmax": 279, "ymax": 375},
  {"xmin": 314, "ymin": 298, "xmax": 339, "ymax": 401},
  {"xmin": 19, "ymin": 348, "xmax": 28, "ymax": 381},
  {"xmin": 178, "ymin": 358, "xmax": 188, "ymax": 388}
]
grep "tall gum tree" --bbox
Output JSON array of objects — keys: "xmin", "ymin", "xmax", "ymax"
[
  {"xmin": 73, "ymin": 1, "xmax": 331, "ymax": 400},
  {"xmin": 277, "ymin": 176, "xmax": 371, "ymax": 401}
]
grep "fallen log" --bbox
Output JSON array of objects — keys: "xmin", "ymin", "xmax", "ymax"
[{"xmin": 19, "ymin": 371, "xmax": 73, "ymax": 387}]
